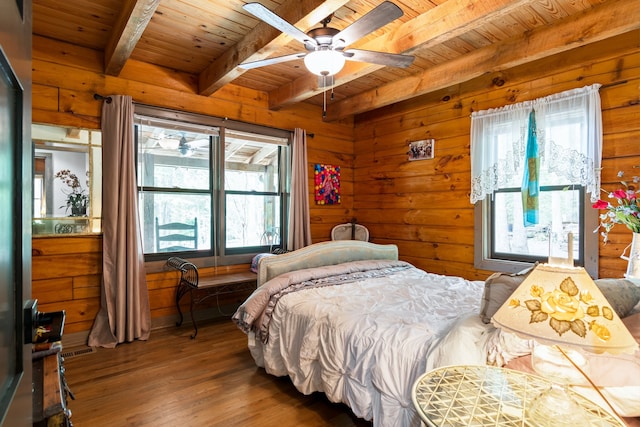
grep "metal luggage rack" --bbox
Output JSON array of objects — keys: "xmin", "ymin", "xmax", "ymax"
[{"xmin": 166, "ymin": 257, "xmax": 257, "ymax": 338}]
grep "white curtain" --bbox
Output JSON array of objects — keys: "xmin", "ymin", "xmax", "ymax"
[
  {"xmin": 88, "ymin": 95, "xmax": 151, "ymax": 348},
  {"xmin": 470, "ymin": 84, "xmax": 602, "ymax": 204},
  {"xmin": 287, "ymin": 128, "xmax": 312, "ymax": 250}
]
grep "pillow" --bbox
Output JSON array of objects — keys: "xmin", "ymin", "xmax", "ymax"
[
  {"xmin": 505, "ymin": 346, "xmax": 640, "ymax": 417},
  {"xmin": 250, "ymin": 253, "xmax": 274, "ymax": 273},
  {"xmin": 479, "ymin": 264, "xmax": 536, "ymax": 324},
  {"xmin": 594, "ymin": 278, "xmax": 640, "ymax": 319},
  {"xmin": 564, "ymin": 313, "xmax": 640, "ymax": 417},
  {"xmin": 504, "ymin": 314, "xmax": 640, "ymax": 418},
  {"xmin": 624, "ymin": 311, "xmax": 640, "ymax": 345}
]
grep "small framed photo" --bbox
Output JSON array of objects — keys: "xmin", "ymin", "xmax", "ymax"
[{"xmin": 408, "ymin": 139, "xmax": 434, "ymax": 161}]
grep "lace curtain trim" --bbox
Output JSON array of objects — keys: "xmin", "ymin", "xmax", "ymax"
[{"xmin": 470, "ymin": 84, "xmax": 602, "ymax": 204}]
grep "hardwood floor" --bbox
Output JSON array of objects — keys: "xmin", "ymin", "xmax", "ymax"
[{"xmin": 63, "ymin": 318, "xmax": 372, "ymax": 427}]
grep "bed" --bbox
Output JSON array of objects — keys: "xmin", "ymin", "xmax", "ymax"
[{"xmin": 232, "ymin": 240, "xmax": 640, "ymax": 427}]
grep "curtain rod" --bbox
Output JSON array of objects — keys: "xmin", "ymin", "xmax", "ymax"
[
  {"xmin": 93, "ymin": 93, "xmax": 112, "ymax": 103},
  {"xmin": 599, "ymin": 80, "xmax": 627, "ymax": 90},
  {"xmin": 98, "ymin": 94, "xmax": 312, "ymax": 139}
]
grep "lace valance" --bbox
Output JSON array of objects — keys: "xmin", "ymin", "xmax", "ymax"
[{"xmin": 470, "ymin": 84, "xmax": 602, "ymax": 204}]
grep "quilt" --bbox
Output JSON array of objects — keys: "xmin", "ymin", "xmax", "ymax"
[{"xmin": 233, "ymin": 260, "xmax": 485, "ymax": 427}]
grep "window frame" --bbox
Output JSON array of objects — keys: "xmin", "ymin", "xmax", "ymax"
[
  {"xmin": 134, "ymin": 105, "xmax": 291, "ymax": 265},
  {"xmin": 474, "ymin": 192, "xmax": 599, "ymax": 277},
  {"xmin": 221, "ymin": 131, "xmax": 290, "ymax": 256}
]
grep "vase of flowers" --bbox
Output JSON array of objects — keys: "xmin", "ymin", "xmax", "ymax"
[
  {"xmin": 592, "ymin": 170, "xmax": 640, "ymax": 278},
  {"xmin": 620, "ymin": 232, "xmax": 640, "ymax": 279},
  {"xmin": 55, "ymin": 169, "xmax": 89, "ymax": 217}
]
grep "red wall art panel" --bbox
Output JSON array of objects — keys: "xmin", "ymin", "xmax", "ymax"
[{"xmin": 314, "ymin": 164, "xmax": 340, "ymax": 205}]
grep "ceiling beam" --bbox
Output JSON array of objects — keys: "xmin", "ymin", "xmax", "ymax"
[
  {"xmin": 267, "ymin": 0, "xmax": 535, "ymax": 109},
  {"xmin": 104, "ymin": 0, "xmax": 160, "ymax": 76},
  {"xmin": 198, "ymin": 0, "xmax": 350, "ymax": 97},
  {"xmin": 249, "ymin": 146, "xmax": 277, "ymax": 165},
  {"xmin": 325, "ymin": 0, "xmax": 640, "ymax": 121}
]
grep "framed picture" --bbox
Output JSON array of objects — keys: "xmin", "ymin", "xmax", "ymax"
[
  {"xmin": 314, "ymin": 164, "xmax": 340, "ymax": 205},
  {"xmin": 408, "ymin": 139, "xmax": 435, "ymax": 161}
]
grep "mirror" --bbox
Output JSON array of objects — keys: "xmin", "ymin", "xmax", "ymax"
[{"xmin": 32, "ymin": 124, "xmax": 102, "ymax": 235}]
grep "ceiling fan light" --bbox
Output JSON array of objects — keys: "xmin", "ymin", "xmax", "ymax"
[{"xmin": 304, "ymin": 50, "xmax": 345, "ymax": 76}]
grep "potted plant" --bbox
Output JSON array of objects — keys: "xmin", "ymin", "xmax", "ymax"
[{"xmin": 55, "ymin": 169, "xmax": 89, "ymax": 216}]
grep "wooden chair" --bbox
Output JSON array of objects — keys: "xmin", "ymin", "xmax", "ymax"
[{"xmin": 155, "ymin": 217, "xmax": 198, "ymax": 252}]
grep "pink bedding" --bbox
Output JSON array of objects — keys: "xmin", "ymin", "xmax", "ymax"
[{"xmin": 506, "ymin": 312, "xmax": 640, "ymax": 424}]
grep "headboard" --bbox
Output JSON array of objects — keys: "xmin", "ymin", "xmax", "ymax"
[{"xmin": 257, "ymin": 240, "xmax": 398, "ymax": 286}]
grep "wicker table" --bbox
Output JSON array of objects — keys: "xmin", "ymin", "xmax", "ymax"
[{"xmin": 412, "ymin": 365, "xmax": 624, "ymax": 427}]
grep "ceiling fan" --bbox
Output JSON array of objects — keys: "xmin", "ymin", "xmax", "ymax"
[
  {"xmin": 148, "ymin": 133, "xmax": 209, "ymax": 157},
  {"xmin": 178, "ymin": 136, "xmax": 193, "ymax": 157},
  {"xmin": 239, "ymin": 1, "xmax": 414, "ymax": 77}
]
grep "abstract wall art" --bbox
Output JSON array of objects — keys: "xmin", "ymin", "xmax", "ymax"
[{"xmin": 314, "ymin": 163, "xmax": 340, "ymax": 205}]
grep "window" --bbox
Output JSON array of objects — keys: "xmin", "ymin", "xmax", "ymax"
[
  {"xmin": 471, "ymin": 85, "xmax": 602, "ymax": 276},
  {"xmin": 134, "ymin": 107, "xmax": 290, "ymax": 261},
  {"xmin": 224, "ymin": 129, "xmax": 286, "ymax": 253}
]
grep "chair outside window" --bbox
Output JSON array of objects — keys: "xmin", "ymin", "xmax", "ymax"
[
  {"xmin": 260, "ymin": 227, "xmax": 280, "ymax": 246},
  {"xmin": 155, "ymin": 217, "xmax": 198, "ymax": 252}
]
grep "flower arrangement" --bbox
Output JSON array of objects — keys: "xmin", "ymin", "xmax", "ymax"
[
  {"xmin": 55, "ymin": 169, "xmax": 89, "ymax": 216},
  {"xmin": 592, "ymin": 170, "xmax": 640, "ymax": 243},
  {"xmin": 507, "ymin": 276, "xmax": 613, "ymax": 342}
]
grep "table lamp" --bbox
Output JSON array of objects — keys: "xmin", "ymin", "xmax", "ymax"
[{"xmin": 491, "ymin": 263, "xmax": 638, "ymax": 426}]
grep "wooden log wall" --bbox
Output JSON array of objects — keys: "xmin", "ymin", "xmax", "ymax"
[
  {"xmin": 353, "ymin": 31, "xmax": 640, "ymax": 281},
  {"xmin": 31, "ymin": 30, "xmax": 640, "ymax": 336},
  {"xmin": 32, "ymin": 236, "xmax": 102, "ymax": 334},
  {"xmin": 32, "ymin": 235, "xmax": 255, "ymax": 335},
  {"xmin": 31, "ymin": 35, "xmax": 356, "ymax": 335}
]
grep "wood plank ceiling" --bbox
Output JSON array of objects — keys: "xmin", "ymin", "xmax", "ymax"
[{"xmin": 32, "ymin": 0, "xmax": 640, "ymax": 121}]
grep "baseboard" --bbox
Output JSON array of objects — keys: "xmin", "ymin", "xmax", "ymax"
[
  {"xmin": 62, "ymin": 331, "xmax": 90, "ymax": 349},
  {"xmin": 61, "ymin": 303, "xmax": 240, "ymax": 349}
]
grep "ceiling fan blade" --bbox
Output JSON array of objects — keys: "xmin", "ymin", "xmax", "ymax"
[
  {"xmin": 332, "ymin": 1, "xmax": 403, "ymax": 48},
  {"xmin": 239, "ymin": 52, "xmax": 307, "ymax": 70},
  {"xmin": 343, "ymin": 49, "xmax": 414, "ymax": 68},
  {"xmin": 243, "ymin": 3, "xmax": 317, "ymax": 48}
]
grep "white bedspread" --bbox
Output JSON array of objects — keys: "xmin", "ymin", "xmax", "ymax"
[{"xmin": 245, "ymin": 263, "xmax": 484, "ymax": 427}]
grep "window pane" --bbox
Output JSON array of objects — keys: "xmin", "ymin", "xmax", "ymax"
[
  {"xmin": 492, "ymin": 188, "xmax": 581, "ymax": 261},
  {"xmin": 226, "ymin": 194, "xmax": 280, "ymax": 248},
  {"xmin": 225, "ymin": 130, "xmax": 281, "ymax": 192},
  {"xmin": 139, "ymin": 192, "xmax": 211, "ymax": 254},
  {"xmin": 137, "ymin": 124, "xmax": 211, "ymax": 190}
]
